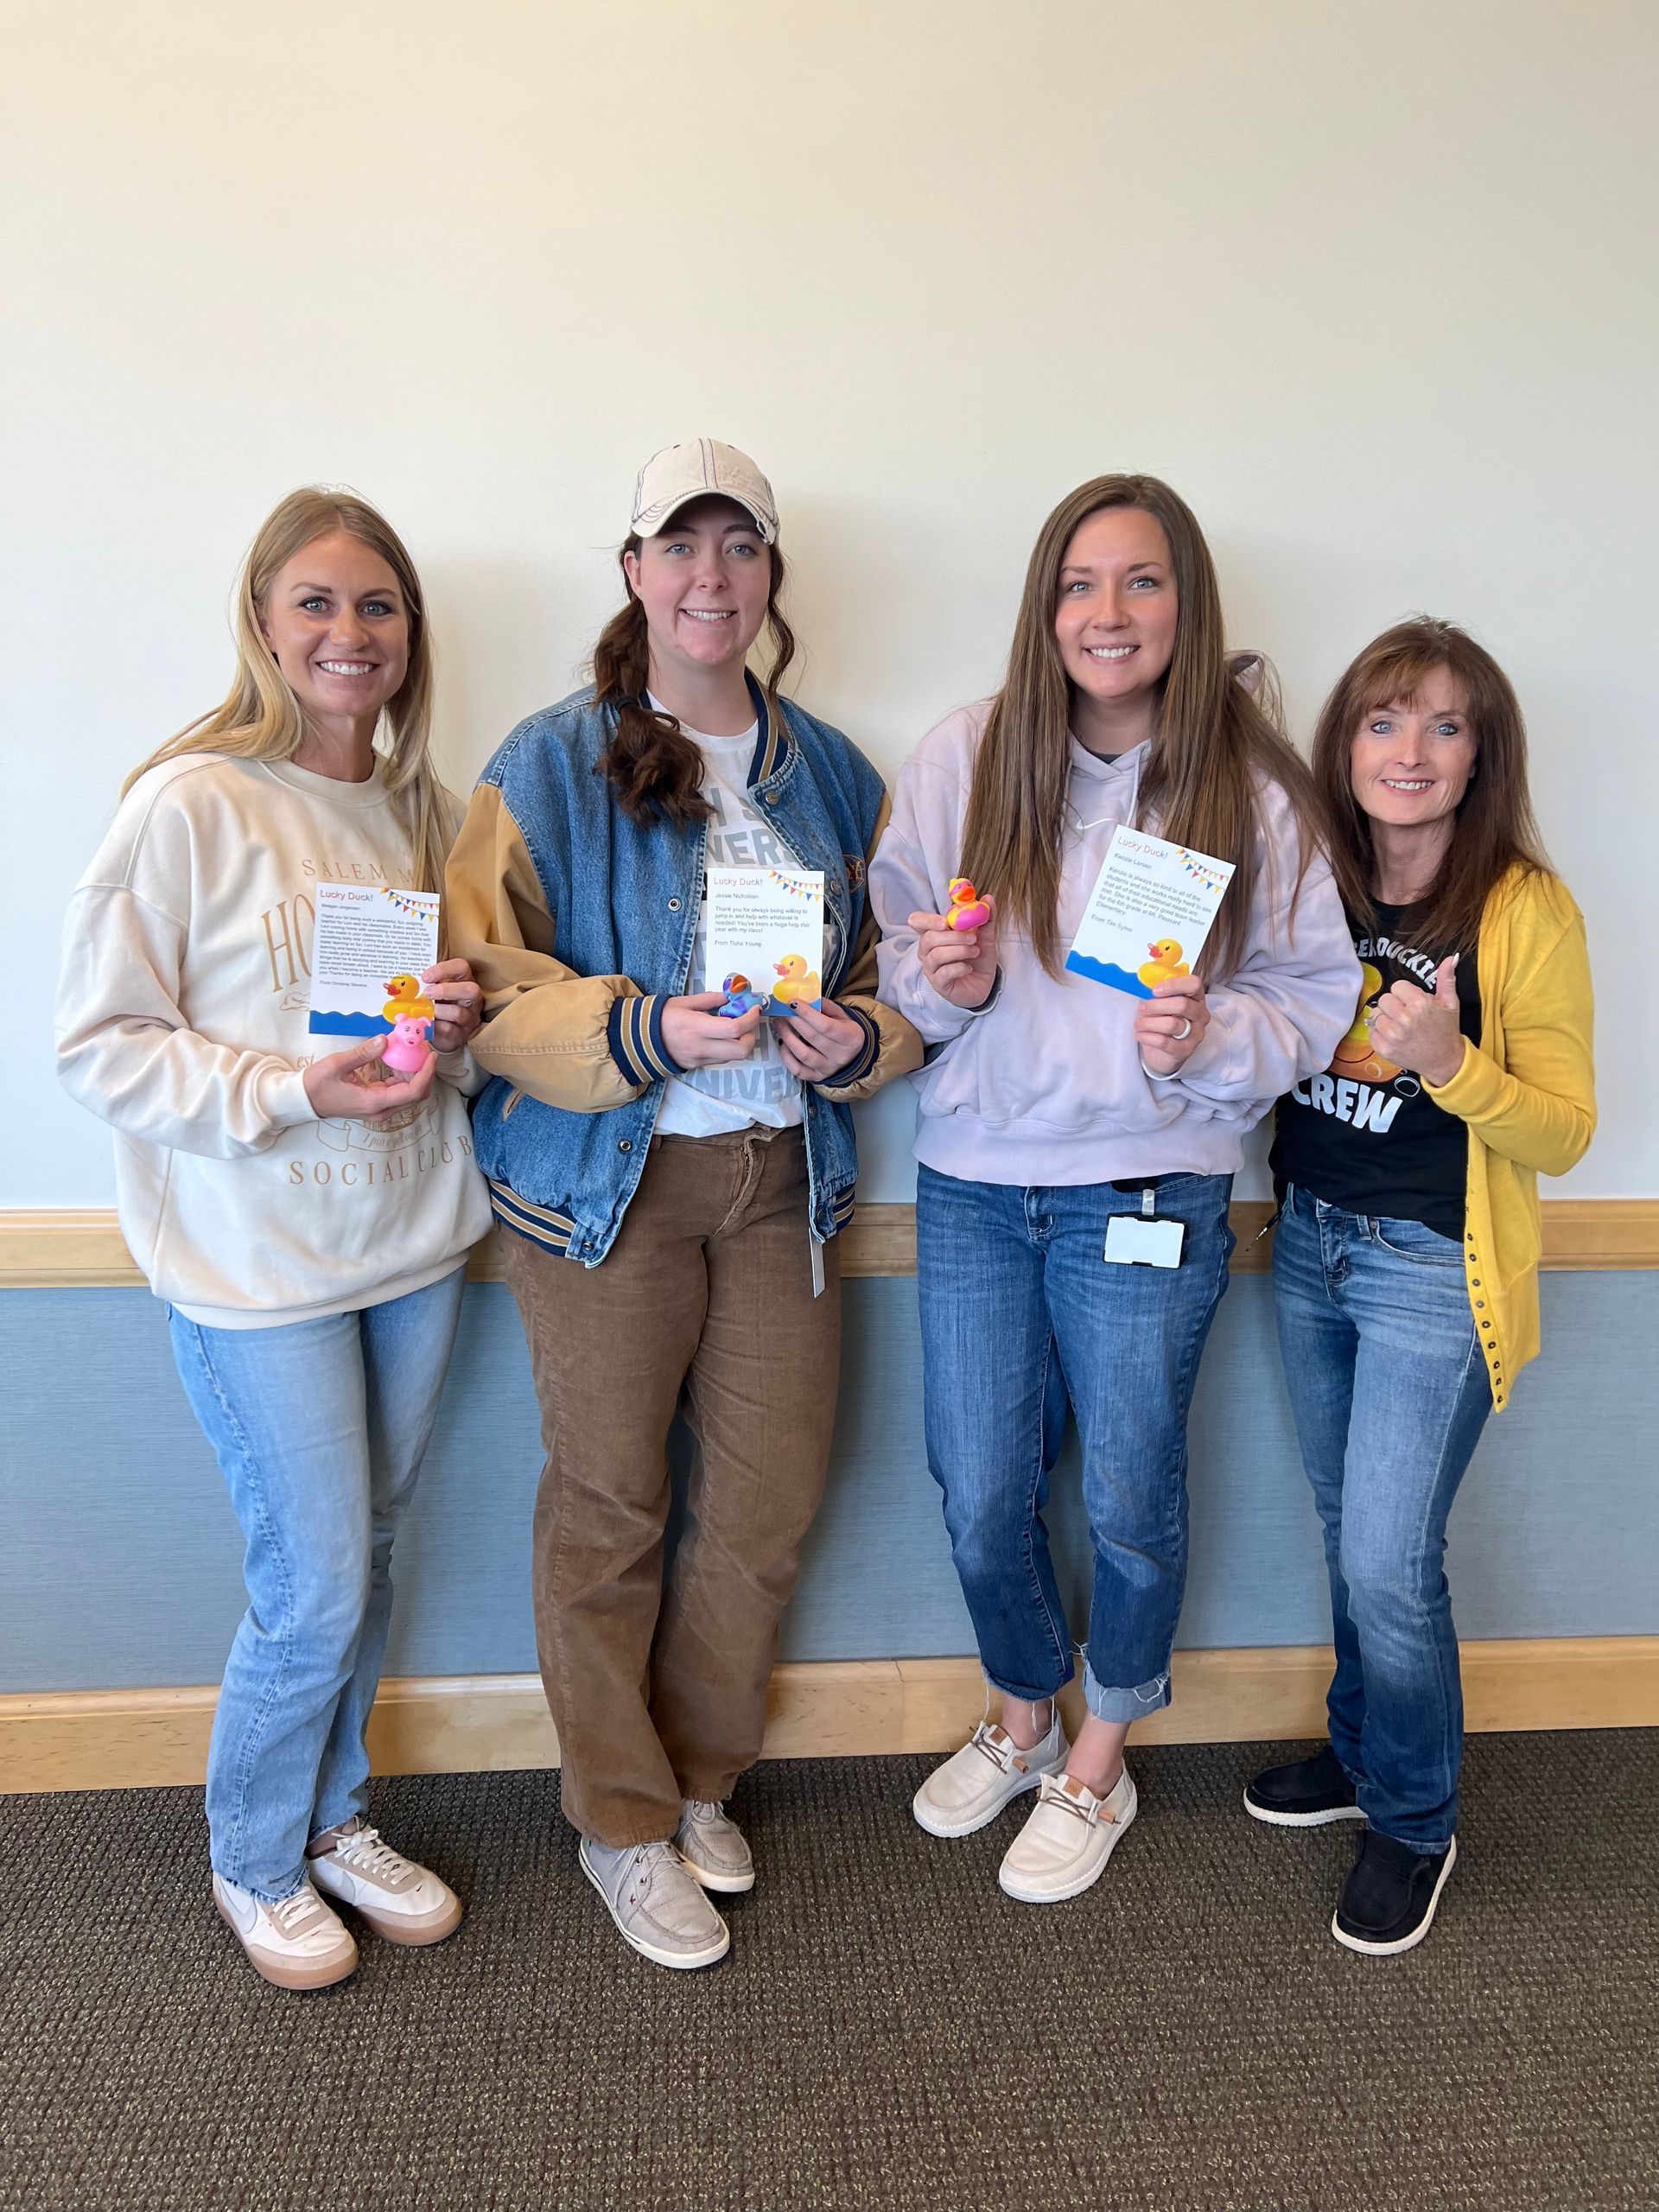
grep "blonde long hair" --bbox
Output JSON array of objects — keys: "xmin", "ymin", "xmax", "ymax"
[
  {"xmin": 124, "ymin": 488, "xmax": 450, "ymax": 898},
  {"xmin": 961, "ymin": 474, "xmax": 1324, "ymax": 978}
]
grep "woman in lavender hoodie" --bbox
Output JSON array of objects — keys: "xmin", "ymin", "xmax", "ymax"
[{"xmin": 871, "ymin": 474, "xmax": 1358, "ymax": 1906}]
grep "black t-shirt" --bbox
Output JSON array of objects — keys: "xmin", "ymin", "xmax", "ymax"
[{"xmin": 1269, "ymin": 903, "xmax": 1481, "ymax": 1239}]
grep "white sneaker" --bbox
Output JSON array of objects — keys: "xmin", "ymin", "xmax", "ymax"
[
  {"xmin": 307, "ymin": 1819, "xmax": 463, "ymax": 1947},
  {"xmin": 676, "ymin": 1800, "xmax": 756, "ymax": 1893},
  {"xmin": 997, "ymin": 1767, "xmax": 1138, "ymax": 1904},
  {"xmin": 912, "ymin": 1712, "xmax": 1071, "ymax": 1838},
  {"xmin": 212, "ymin": 1872, "xmax": 359, "ymax": 1991}
]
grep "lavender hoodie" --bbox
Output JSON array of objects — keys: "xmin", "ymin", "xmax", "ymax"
[{"xmin": 871, "ymin": 702, "xmax": 1362, "ymax": 1186}]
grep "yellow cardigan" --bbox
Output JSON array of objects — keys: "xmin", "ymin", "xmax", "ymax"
[{"xmin": 1423, "ymin": 867, "xmax": 1595, "ymax": 1409}]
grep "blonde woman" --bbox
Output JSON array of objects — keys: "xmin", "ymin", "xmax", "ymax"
[
  {"xmin": 57, "ymin": 490, "xmax": 489, "ymax": 1991},
  {"xmin": 872, "ymin": 474, "xmax": 1359, "ymax": 1904}
]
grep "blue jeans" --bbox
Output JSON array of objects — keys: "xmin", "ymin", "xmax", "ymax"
[
  {"xmin": 916, "ymin": 1166, "xmax": 1234, "ymax": 1723},
  {"xmin": 168, "ymin": 1268, "xmax": 466, "ymax": 1901},
  {"xmin": 1273, "ymin": 1185, "xmax": 1491, "ymax": 1848}
]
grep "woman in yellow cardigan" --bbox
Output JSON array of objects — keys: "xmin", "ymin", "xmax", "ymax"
[{"xmin": 1250, "ymin": 618, "xmax": 1594, "ymax": 1956}]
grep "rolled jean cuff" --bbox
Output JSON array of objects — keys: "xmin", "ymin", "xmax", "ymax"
[
  {"xmin": 1083, "ymin": 1657, "xmax": 1171, "ymax": 1725},
  {"xmin": 983, "ymin": 1656, "xmax": 1075, "ymax": 1707}
]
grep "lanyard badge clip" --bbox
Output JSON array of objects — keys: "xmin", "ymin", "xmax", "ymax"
[{"xmin": 1103, "ymin": 1181, "xmax": 1185, "ymax": 1268}]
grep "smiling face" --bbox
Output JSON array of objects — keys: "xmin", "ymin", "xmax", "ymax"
[
  {"xmin": 1348, "ymin": 666, "xmax": 1478, "ymax": 835},
  {"xmin": 1053, "ymin": 505, "xmax": 1179, "ymax": 724},
  {"xmin": 622, "ymin": 495, "xmax": 771, "ymax": 683},
  {"xmin": 257, "ymin": 530, "xmax": 410, "ymax": 740}
]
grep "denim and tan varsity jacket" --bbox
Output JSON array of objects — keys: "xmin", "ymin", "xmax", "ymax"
[{"xmin": 447, "ymin": 677, "xmax": 922, "ymax": 1265}]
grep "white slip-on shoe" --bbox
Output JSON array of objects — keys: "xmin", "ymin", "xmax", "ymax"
[
  {"xmin": 307, "ymin": 1820, "xmax": 463, "ymax": 1947},
  {"xmin": 212, "ymin": 1872, "xmax": 359, "ymax": 1991},
  {"xmin": 676, "ymin": 1800, "xmax": 756, "ymax": 1893},
  {"xmin": 997, "ymin": 1766, "xmax": 1138, "ymax": 1904},
  {"xmin": 912, "ymin": 1712, "xmax": 1071, "ymax": 1838},
  {"xmin": 580, "ymin": 1838, "xmax": 731, "ymax": 1970}
]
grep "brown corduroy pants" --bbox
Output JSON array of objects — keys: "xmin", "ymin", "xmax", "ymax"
[{"xmin": 500, "ymin": 1126, "xmax": 842, "ymax": 1847}]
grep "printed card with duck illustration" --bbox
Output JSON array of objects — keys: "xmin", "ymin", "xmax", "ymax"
[
  {"xmin": 703, "ymin": 864, "xmax": 825, "ymax": 1018},
  {"xmin": 1065, "ymin": 826, "xmax": 1234, "ymax": 999},
  {"xmin": 308, "ymin": 882, "xmax": 440, "ymax": 1039}
]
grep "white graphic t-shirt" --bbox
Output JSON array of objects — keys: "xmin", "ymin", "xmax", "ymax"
[{"xmin": 653, "ymin": 711, "xmax": 805, "ymax": 1138}]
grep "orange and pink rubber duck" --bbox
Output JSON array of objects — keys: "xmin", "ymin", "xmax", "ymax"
[{"xmin": 944, "ymin": 878, "xmax": 992, "ymax": 931}]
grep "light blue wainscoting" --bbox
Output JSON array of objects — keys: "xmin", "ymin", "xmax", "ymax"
[{"xmin": 2, "ymin": 1273, "xmax": 1655, "ymax": 1695}]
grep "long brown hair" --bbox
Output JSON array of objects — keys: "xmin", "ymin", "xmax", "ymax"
[
  {"xmin": 591, "ymin": 531, "xmax": 798, "ymax": 828},
  {"xmin": 960, "ymin": 474, "xmax": 1323, "ymax": 976},
  {"xmin": 124, "ymin": 488, "xmax": 450, "ymax": 899},
  {"xmin": 1311, "ymin": 617, "xmax": 1549, "ymax": 951}
]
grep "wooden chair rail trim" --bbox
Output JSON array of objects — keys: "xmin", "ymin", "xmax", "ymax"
[
  {"xmin": 4, "ymin": 1640, "xmax": 1655, "ymax": 1795},
  {"xmin": 3, "ymin": 1198, "xmax": 1656, "ymax": 1288}
]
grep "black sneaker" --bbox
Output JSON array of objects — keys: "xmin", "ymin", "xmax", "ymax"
[
  {"xmin": 1332, "ymin": 1829, "xmax": 1457, "ymax": 1956},
  {"xmin": 1243, "ymin": 1745, "xmax": 1364, "ymax": 1827}
]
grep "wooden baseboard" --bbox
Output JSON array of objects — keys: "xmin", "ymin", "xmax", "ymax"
[
  {"xmin": 3, "ymin": 1639, "xmax": 1654, "ymax": 1796},
  {"xmin": 2, "ymin": 1199, "xmax": 1655, "ymax": 1289}
]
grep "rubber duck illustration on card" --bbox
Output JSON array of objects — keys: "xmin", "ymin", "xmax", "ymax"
[
  {"xmin": 770, "ymin": 954, "xmax": 822, "ymax": 1014},
  {"xmin": 1137, "ymin": 939, "xmax": 1190, "ymax": 989}
]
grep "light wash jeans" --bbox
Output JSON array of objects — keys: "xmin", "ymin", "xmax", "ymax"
[
  {"xmin": 916, "ymin": 1165, "xmax": 1234, "ymax": 1723},
  {"xmin": 168, "ymin": 1268, "xmax": 466, "ymax": 1901},
  {"xmin": 1272, "ymin": 1185, "xmax": 1491, "ymax": 1848}
]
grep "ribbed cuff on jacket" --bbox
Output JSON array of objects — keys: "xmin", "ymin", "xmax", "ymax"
[
  {"xmin": 607, "ymin": 992, "xmax": 683, "ymax": 1087},
  {"xmin": 816, "ymin": 1004, "xmax": 881, "ymax": 1094}
]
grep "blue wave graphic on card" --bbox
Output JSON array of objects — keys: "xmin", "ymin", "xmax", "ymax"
[
  {"xmin": 1063, "ymin": 952, "xmax": 1154, "ymax": 998},
  {"xmin": 308, "ymin": 1009, "xmax": 393, "ymax": 1037}
]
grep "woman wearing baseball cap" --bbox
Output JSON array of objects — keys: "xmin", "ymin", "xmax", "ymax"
[{"xmin": 448, "ymin": 440, "xmax": 921, "ymax": 1969}]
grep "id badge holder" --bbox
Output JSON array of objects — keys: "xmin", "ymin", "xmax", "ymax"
[{"xmin": 1103, "ymin": 1185, "xmax": 1185, "ymax": 1269}]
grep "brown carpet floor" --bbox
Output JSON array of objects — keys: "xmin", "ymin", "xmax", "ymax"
[{"xmin": 2, "ymin": 1732, "xmax": 1655, "ymax": 2211}]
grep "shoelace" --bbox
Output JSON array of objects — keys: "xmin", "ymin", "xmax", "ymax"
[
  {"xmin": 969, "ymin": 1723, "xmax": 1017, "ymax": 1771},
  {"xmin": 683, "ymin": 1800, "xmax": 726, "ymax": 1825},
  {"xmin": 623, "ymin": 1840, "xmax": 682, "ymax": 1904},
  {"xmin": 328, "ymin": 1825, "xmax": 411, "ymax": 1881},
  {"xmin": 269, "ymin": 1887, "xmax": 327, "ymax": 1932},
  {"xmin": 1038, "ymin": 1774, "xmax": 1115, "ymax": 1827}
]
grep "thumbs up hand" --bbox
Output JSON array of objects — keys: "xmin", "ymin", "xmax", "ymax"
[{"xmin": 1368, "ymin": 955, "xmax": 1466, "ymax": 1088}]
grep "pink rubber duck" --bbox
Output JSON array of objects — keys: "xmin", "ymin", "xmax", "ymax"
[{"xmin": 944, "ymin": 877, "xmax": 992, "ymax": 931}]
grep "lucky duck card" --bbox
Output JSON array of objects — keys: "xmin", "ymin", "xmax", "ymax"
[
  {"xmin": 307, "ymin": 882, "xmax": 440, "ymax": 1038},
  {"xmin": 1065, "ymin": 826, "xmax": 1235, "ymax": 997},
  {"xmin": 703, "ymin": 865, "xmax": 825, "ymax": 1016}
]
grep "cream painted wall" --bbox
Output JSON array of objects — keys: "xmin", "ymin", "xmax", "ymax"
[{"xmin": 5, "ymin": 0, "xmax": 1654, "ymax": 1205}]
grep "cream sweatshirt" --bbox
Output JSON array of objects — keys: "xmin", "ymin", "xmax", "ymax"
[{"xmin": 56, "ymin": 753, "xmax": 491, "ymax": 1328}]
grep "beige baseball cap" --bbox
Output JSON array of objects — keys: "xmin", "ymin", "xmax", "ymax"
[{"xmin": 630, "ymin": 438, "xmax": 779, "ymax": 544}]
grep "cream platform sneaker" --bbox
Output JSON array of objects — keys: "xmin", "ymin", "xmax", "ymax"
[
  {"xmin": 212, "ymin": 1872, "xmax": 359, "ymax": 1991},
  {"xmin": 307, "ymin": 1819, "xmax": 463, "ymax": 1946}
]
